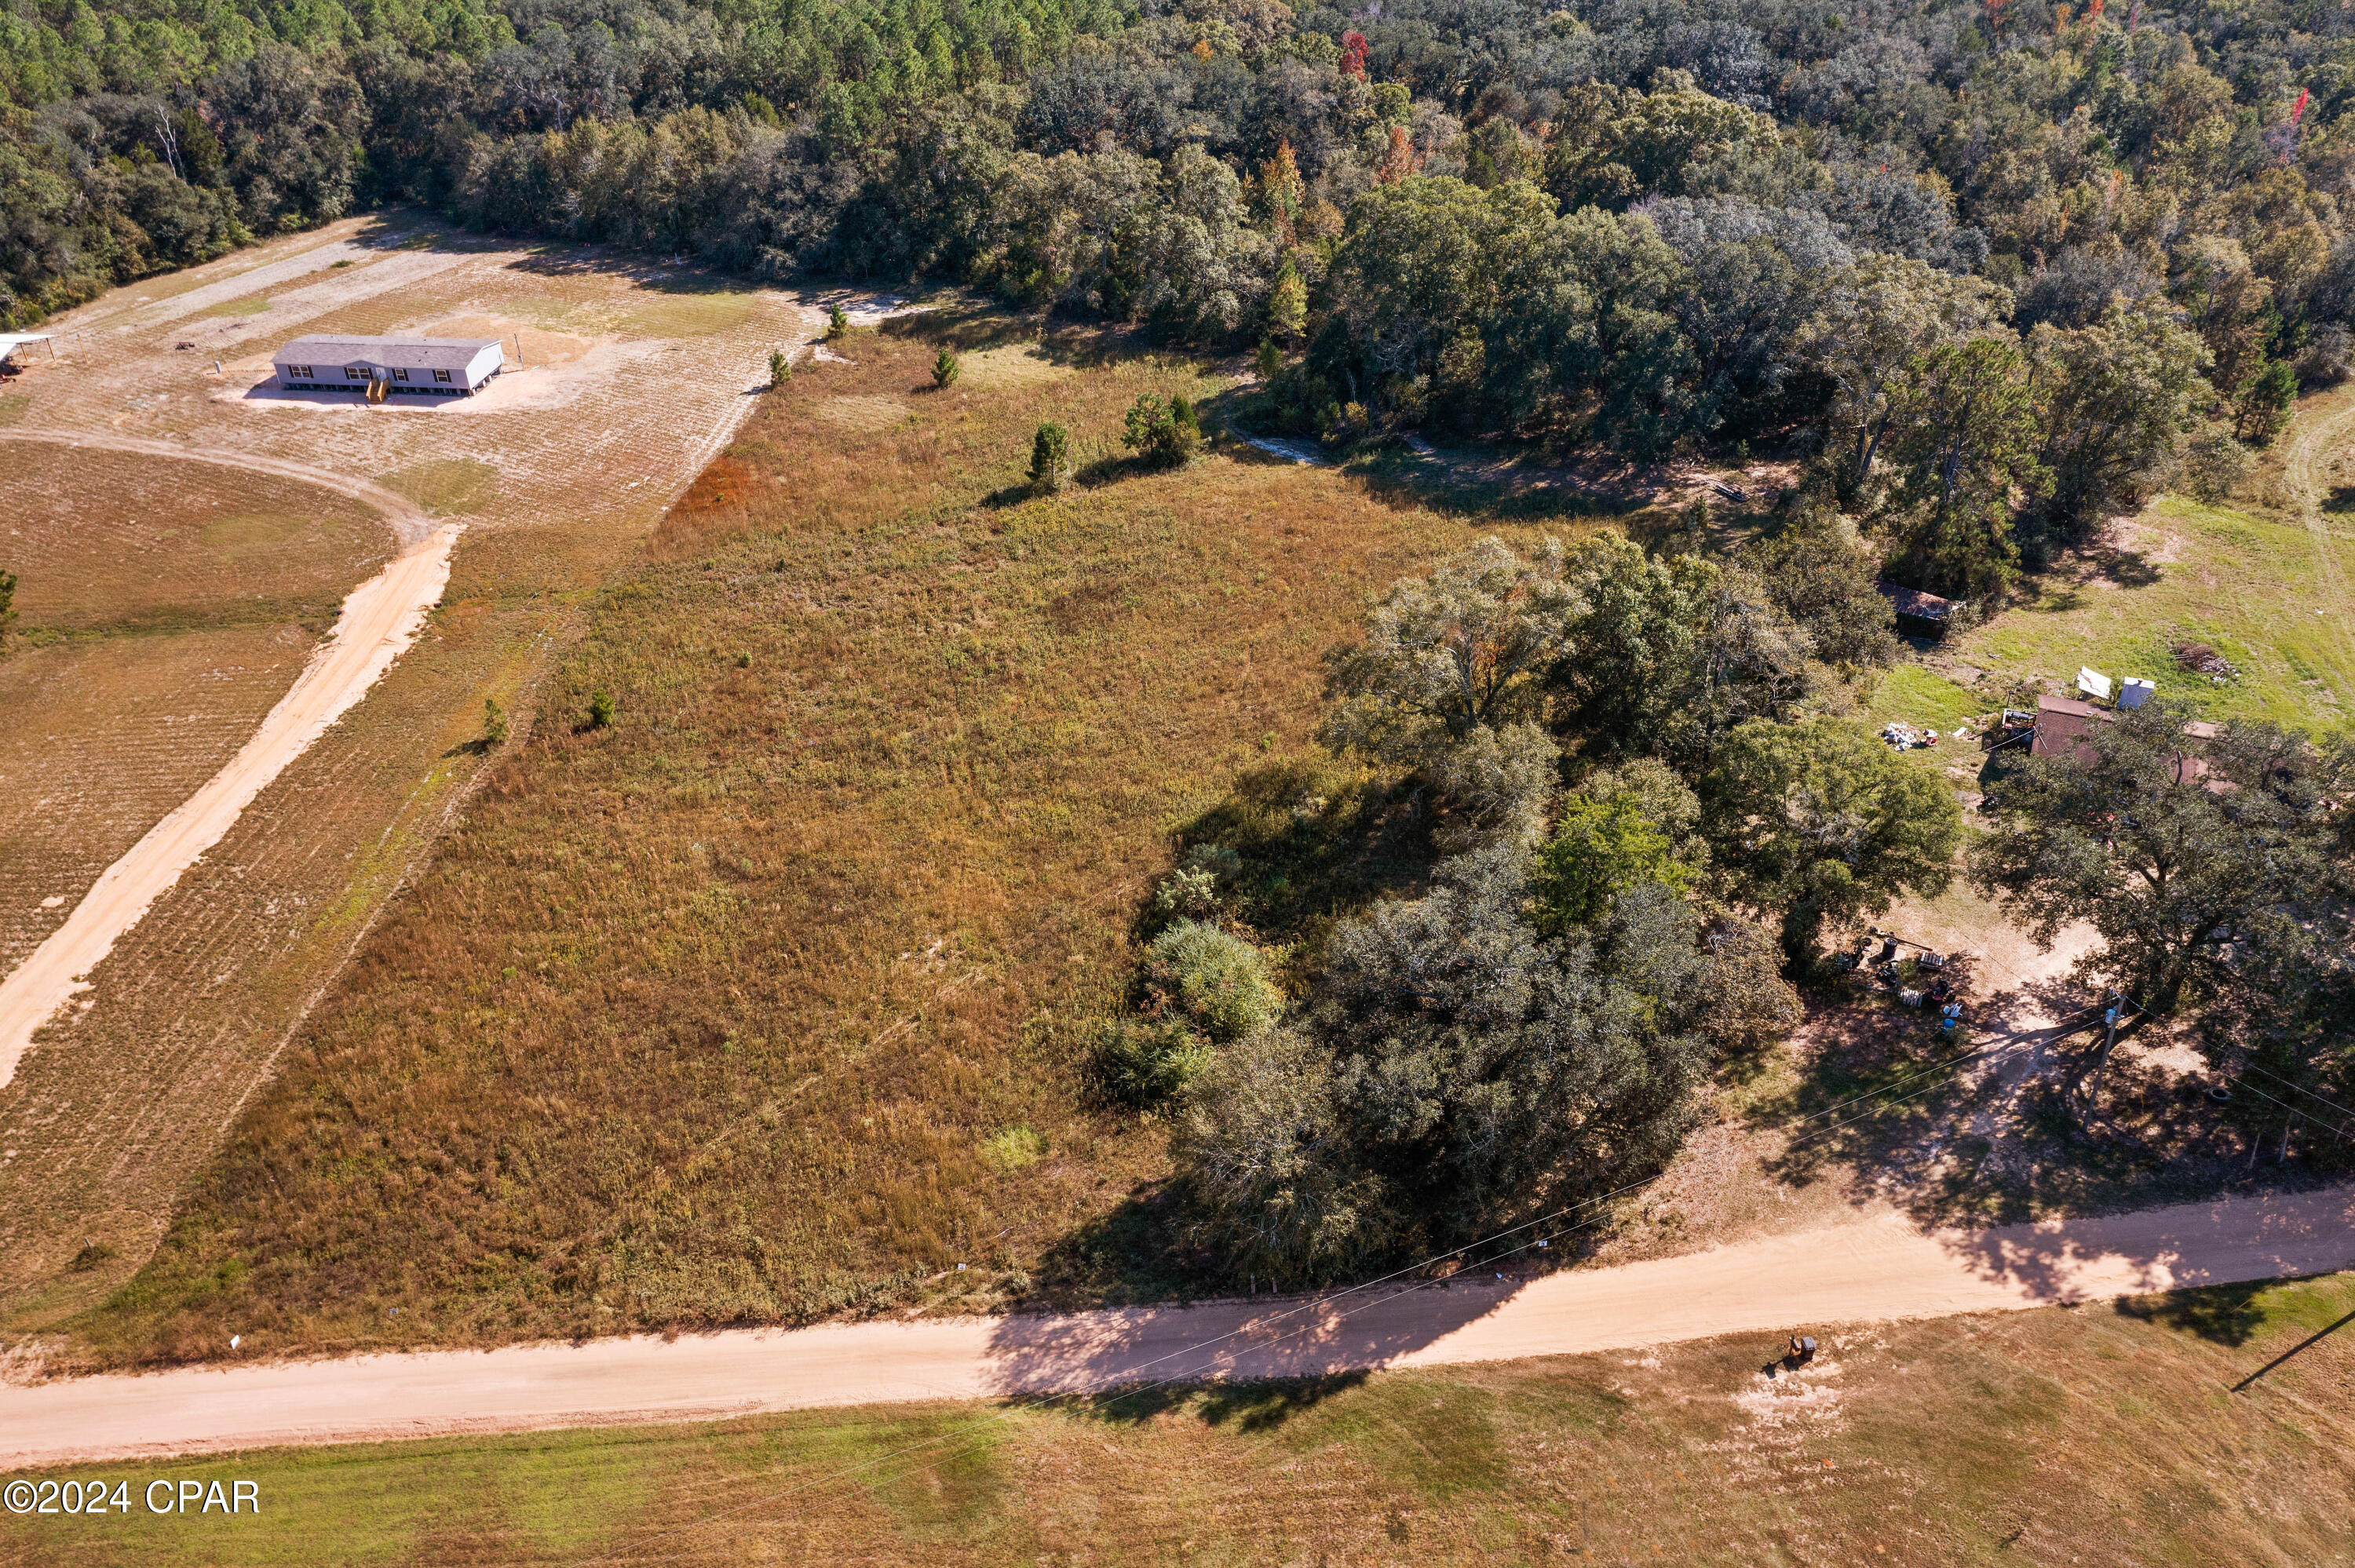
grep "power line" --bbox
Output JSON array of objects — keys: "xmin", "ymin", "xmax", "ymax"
[
  {"xmin": 2240, "ymin": 1062, "xmax": 2355, "ymax": 1125},
  {"xmin": 600, "ymin": 1012, "xmax": 2032, "ymax": 1563},
  {"xmin": 2214, "ymin": 1072, "xmax": 2353, "ymax": 1140},
  {"xmin": 574, "ymin": 1166, "xmax": 1678, "ymax": 1565},
  {"xmin": 593, "ymin": 942, "xmax": 2104, "ymax": 1559}
]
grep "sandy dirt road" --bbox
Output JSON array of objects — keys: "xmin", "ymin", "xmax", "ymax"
[
  {"xmin": 2, "ymin": 1183, "xmax": 2346, "ymax": 1469},
  {"xmin": 0, "ymin": 431, "xmax": 456, "ymax": 1085}
]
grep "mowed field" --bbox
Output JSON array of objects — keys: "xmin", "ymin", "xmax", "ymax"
[
  {"xmin": 0, "ymin": 445, "xmax": 389, "ymax": 976},
  {"xmin": 67, "ymin": 319, "xmax": 1628, "ymax": 1363},
  {"xmin": 1862, "ymin": 381, "xmax": 2355, "ymax": 744},
  {"xmin": 8, "ymin": 1271, "xmax": 2353, "ymax": 1565},
  {"xmin": 0, "ymin": 213, "xmax": 818, "ymax": 1335}
]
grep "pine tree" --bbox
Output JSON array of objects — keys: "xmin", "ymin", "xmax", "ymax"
[{"xmin": 1029, "ymin": 422, "xmax": 1071, "ymax": 494}]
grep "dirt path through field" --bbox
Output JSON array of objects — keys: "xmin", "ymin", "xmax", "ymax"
[
  {"xmin": 2280, "ymin": 392, "xmax": 2355, "ymax": 675},
  {"xmin": 1, "ymin": 1183, "xmax": 2346, "ymax": 1468},
  {"xmin": 0, "ymin": 433, "xmax": 455, "ymax": 1085}
]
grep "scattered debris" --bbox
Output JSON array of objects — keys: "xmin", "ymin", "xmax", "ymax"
[
  {"xmin": 2174, "ymin": 641, "xmax": 2238, "ymax": 680},
  {"xmin": 1880, "ymin": 721, "xmax": 1941, "ymax": 750}
]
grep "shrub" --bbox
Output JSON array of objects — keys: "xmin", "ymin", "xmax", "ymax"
[
  {"xmin": 1093, "ymin": 1016, "xmax": 1217, "ymax": 1107},
  {"xmin": 1124, "ymin": 392, "xmax": 1201, "ymax": 467},
  {"xmin": 587, "ymin": 689, "xmax": 615, "ymax": 729},
  {"xmin": 1254, "ymin": 337, "xmax": 1283, "ymax": 380},
  {"xmin": 933, "ymin": 347, "xmax": 961, "ymax": 388},
  {"xmin": 1029, "ymin": 421, "xmax": 1070, "ymax": 494},
  {"xmin": 826, "ymin": 304, "xmax": 849, "ymax": 338},
  {"xmin": 1155, "ymin": 866, "xmax": 1221, "ymax": 921},
  {"xmin": 979, "ymin": 1125, "xmax": 1046, "ymax": 1170},
  {"xmin": 1152, "ymin": 844, "xmax": 1243, "ymax": 922},
  {"xmin": 481, "ymin": 698, "xmax": 509, "ymax": 746},
  {"xmin": 1144, "ymin": 919, "xmax": 1282, "ymax": 1042},
  {"xmin": 767, "ymin": 348, "xmax": 791, "ymax": 388},
  {"xmin": 2180, "ymin": 425, "xmax": 2253, "ymax": 502}
]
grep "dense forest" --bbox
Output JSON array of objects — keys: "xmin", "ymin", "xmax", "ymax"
[{"xmin": 11, "ymin": 0, "xmax": 2355, "ymax": 585}]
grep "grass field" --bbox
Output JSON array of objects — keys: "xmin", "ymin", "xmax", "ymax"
[
  {"xmin": 57, "ymin": 301, "xmax": 2355, "ymax": 1367},
  {"xmin": 2, "ymin": 441, "xmax": 389, "ymax": 638},
  {"xmin": 66, "ymin": 319, "xmax": 1643, "ymax": 1365},
  {"xmin": 9, "ymin": 1271, "xmax": 2353, "ymax": 1565},
  {"xmin": 1867, "ymin": 385, "xmax": 2355, "ymax": 742},
  {"xmin": 0, "ymin": 214, "xmax": 816, "ymax": 1337},
  {"xmin": 0, "ymin": 442, "xmax": 393, "ymax": 982}
]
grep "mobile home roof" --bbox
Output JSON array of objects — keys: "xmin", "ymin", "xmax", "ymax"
[{"xmin": 275, "ymin": 335, "xmax": 498, "ymax": 370}]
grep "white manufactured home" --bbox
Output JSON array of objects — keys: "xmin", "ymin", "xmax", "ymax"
[{"xmin": 272, "ymin": 334, "xmax": 504, "ymax": 397}]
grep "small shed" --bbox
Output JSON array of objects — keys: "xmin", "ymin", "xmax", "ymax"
[
  {"xmin": 1877, "ymin": 582, "xmax": 1955, "ymax": 640},
  {"xmin": 2032, "ymin": 695, "xmax": 2110, "ymax": 766},
  {"xmin": 2032, "ymin": 697, "xmax": 2229, "ymax": 787},
  {"xmin": 0, "ymin": 334, "xmax": 54, "ymax": 372}
]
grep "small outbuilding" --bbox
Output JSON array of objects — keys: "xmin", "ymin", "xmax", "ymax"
[
  {"xmin": 1877, "ymin": 581, "xmax": 1955, "ymax": 640},
  {"xmin": 2031, "ymin": 696, "xmax": 2229, "ymax": 788},
  {"xmin": 2032, "ymin": 695, "xmax": 2109, "ymax": 766},
  {"xmin": 0, "ymin": 334, "xmax": 54, "ymax": 373},
  {"xmin": 272, "ymin": 334, "xmax": 503, "ymax": 398}
]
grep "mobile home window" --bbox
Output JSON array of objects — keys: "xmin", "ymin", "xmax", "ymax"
[
  {"xmin": 392, "ymin": 367, "xmax": 410, "ymax": 382},
  {"xmin": 345, "ymin": 366, "xmax": 369, "ymax": 381},
  {"xmin": 433, "ymin": 368, "xmax": 453, "ymax": 384},
  {"xmin": 290, "ymin": 365, "xmax": 312, "ymax": 379}
]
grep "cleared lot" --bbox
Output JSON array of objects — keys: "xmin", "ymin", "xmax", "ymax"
[{"xmin": 0, "ymin": 214, "xmax": 818, "ymax": 1333}]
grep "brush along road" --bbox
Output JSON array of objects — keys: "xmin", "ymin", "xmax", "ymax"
[
  {"xmin": 3, "ymin": 1186, "xmax": 2348, "ymax": 1468},
  {"xmin": 0, "ymin": 432, "xmax": 455, "ymax": 1087}
]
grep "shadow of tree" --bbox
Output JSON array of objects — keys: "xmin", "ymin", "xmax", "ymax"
[
  {"xmin": 985, "ymin": 1267, "xmax": 1521, "ymax": 1401},
  {"xmin": 2113, "ymin": 1281, "xmax": 2273, "ymax": 1346},
  {"xmin": 878, "ymin": 302, "xmax": 1142, "ymax": 370},
  {"xmin": 1166, "ymin": 759, "xmax": 1434, "ymax": 963},
  {"xmin": 1069, "ymin": 1371, "xmax": 1372, "ymax": 1431},
  {"xmin": 2094, "ymin": 545, "xmax": 2163, "ymax": 588}
]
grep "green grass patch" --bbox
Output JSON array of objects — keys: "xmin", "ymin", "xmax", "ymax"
[
  {"xmin": 1865, "ymin": 662, "xmax": 1980, "ymax": 731},
  {"xmin": 1955, "ymin": 494, "xmax": 2353, "ymax": 731}
]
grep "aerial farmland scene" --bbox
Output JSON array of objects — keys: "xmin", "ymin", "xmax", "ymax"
[{"xmin": 2, "ymin": 0, "xmax": 2354, "ymax": 1560}]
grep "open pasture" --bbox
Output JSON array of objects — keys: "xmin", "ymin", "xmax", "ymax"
[
  {"xmin": 0, "ymin": 215, "xmax": 819, "ymax": 1333},
  {"xmin": 68, "ymin": 319, "xmax": 1629, "ymax": 1363}
]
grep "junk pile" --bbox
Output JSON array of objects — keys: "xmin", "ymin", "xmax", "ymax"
[
  {"xmin": 1881, "ymin": 720, "xmax": 1941, "ymax": 750},
  {"xmin": 2174, "ymin": 642, "xmax": 2238, "ymax": 681}
]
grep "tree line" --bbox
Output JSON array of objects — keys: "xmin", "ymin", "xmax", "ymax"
[{"xmin": 16, "ymin": 0, "xmax": 2355, "ymax": 592}]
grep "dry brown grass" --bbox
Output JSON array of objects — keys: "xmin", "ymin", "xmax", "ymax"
[
  {"xmin": 15, "ymin": 1271, "xmax": 2355, "ymax": 1565},
  {"xmin": 0, "ymin": 219, "xmax": 809, "ymax": 1340},
  {"xmin": 75, "ymin": 321, "xmax": 1611, "ymax": 1363},
  {"xmin": 0, "ymin": 440, "xmax": 389, "ymax": 636},
  {"xmin": 0, "ymin": 626, "xmax": 315, "ymax": 977}
]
